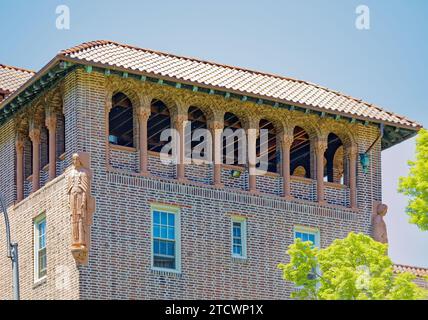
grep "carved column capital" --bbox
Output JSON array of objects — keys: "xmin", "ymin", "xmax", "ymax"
[
  {"xmin": 29, "ymin": 127, "xmax": 41, "ymax": 144},
  {"xmin": 314, "ymin": 138, "xmax": 328, "ymax": 155},
  {"xmin": 136, "ymin": 107, "xmax": 151, "ymax": 123},
  {"xmin": 104, "ymin": 97, "xmax": 113, "ymax": 113},
  {"xmin": 139, "ymin": 94, "xmax": 153, "ymax": 109},
  {"xmin": 45, "ymin": 114, "xmax": 57, "ymax": 131},
  {"xmin": 279, "ymin": 131, "xmax": 294, "ymax": 149},
  {"xmin": 15, "ymin": 134, "xmax": 24, "ymax": 153},
  {"xmin": 346, "ymin": 143, "xmax": 358, "ymax": 159},
  {"xmin": 208, "ymin": 120, "xmax": 224, "ymax": 131},
  {"xmin": 173, "ymin": 113, "xmax": 188, "ymax": 130}
]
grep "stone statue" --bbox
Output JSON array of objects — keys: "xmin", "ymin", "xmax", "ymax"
[
  {"xmin": 67, "ymin": 152, "xmax": 95, "ymax": 265},
  {"xmin": 372, "ymin": 202, "xmax": 388, "ymax": 244}
]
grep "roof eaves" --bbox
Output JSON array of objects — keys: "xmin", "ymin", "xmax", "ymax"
[
  {"xmin": 58, "ymin": 54, "xmax": 423, "ymax": 132},
  {"xmin": 0, "ymin": 56, "xmax": 60, "ymax": 111}
]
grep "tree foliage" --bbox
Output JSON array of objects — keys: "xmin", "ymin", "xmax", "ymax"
[
  {"xmin": 278, "ymin": 232, "xmax": 426, "ymax": 300},
  {"xmin": 399, "ymin": 128, "xmax": 428, "ymax": 230}
]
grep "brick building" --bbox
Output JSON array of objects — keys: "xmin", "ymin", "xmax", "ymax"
[{"xmin": 0, "ymin": 40, "xmax": 426, "ymax": 299}]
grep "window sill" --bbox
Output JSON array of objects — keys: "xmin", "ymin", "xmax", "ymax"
[
  {"xmin": 232, "ymin": 256, "xmax": 248, "ymax": 263},
  {"xmin": 33, "ymin": 276, "xmax": 47, "ymax": 289},
  {"xmin": 290, "ymin": 175, "xmax": 314, "ymax": 184},
  {"xmin": 110, "ymin": 143, "xmax": 137, "ymax": 152},
  {"xmin": 151, "ymin": 268, "xmax": 182, "ymax": 278},
  {"xmin": 222, "ymin": 164, "xmax": 245, "ymax": 172},
  {"xmin": 324, "ymin": 181, "xmax": 347, "ymax": 189}
]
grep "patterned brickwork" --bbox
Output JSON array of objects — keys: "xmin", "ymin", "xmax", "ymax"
[{"xmin": 0, "ymin": 69, "xmax": 391, "ymax": 299}]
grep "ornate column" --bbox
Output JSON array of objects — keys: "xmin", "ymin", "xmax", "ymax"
[
  {"xmin": 15, "ymin": 134, "xmax": 24, "ymax": 202},
  {"xmin": 315, "ymin": 138, "xmax": 328, "ymax": 204},
  {"xmin": 208, "ymin": 118, "xmax": 224, "ymax": 187},
  {"xmin": 245, "ymin": 118, "xmax": 258, "ymax": 193},
  {"xmin": 29, "ymin": 123, "xmax": 41, "ymax": 193},
  {"xmin": 173, "ymin": 113, "xmax": 188, "ymax": 182},
  {"xmin": 137, "ymin": 97, "xmax": 151, "ymax": 175},
  {"xmin": 45, "ymin": 111, "xmax": 57, "ymax": 181},
  {"xmin": 279, "ymin": 131, "xmax": 294, "ymax": 199},
  {"xmin": 347, "ymin": 144, "xmax": 358, "ymax": 209}
]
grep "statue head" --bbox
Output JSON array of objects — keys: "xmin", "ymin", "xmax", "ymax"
[
  {"xmin": 72, "ymin": 153, "xmax": 82, "ymax": 168},
  {"xmin": 376, "ymin": 203, "xmax": 388, "ymax": 217}
]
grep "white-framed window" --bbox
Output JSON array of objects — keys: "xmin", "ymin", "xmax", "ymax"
[
  {"xmin": 294, "ymin": 226, "xmax": 319, "ymax": 248},
  {"xmin": 294, "ymin": 226, "xmax": 320, "ymax": 281},
  {"xmin": 231, "ymin": 216, "xmax": 247, "ymax": 259},
  {"xmin": 151, "ymin": 204, "xmax": 181, "ymax": 273},
  {"xmin": 34, "ymin": 214, "xmax": 47, "ymax": 281}
]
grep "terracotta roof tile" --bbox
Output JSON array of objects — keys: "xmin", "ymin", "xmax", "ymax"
[
  {"xmin": 393, "ymin": 264, "xmax": 428, "ymax": 277},
  {"xmin": 59, "ymin": 40, "xmax": 421, "ymax": 129},
  {"xmin": 0, "ymin": 64, "xmax": 35, "ymax": 97},
  {"xmin": 2, "ymin": 40, "xmax": 420, "ymax": 130}
]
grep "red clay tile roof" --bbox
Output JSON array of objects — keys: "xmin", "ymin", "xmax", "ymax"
[
  {"xmin": 59, "ymin": 40, "xmax": 421, "ymax": 129},
  {"xmin": 394, "ymin": 264, "xmax": 428, "ymax": 277},
  {"xmin": 0, "ymin": 64, "xmax": 35, "ymax": 98}
]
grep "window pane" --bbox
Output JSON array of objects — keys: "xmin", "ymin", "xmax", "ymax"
[
  {"xmin": 309, "ymin": 234, "xmax": 315, "ymax": 244},
  {"xmin": 153, "ymin": 224, "xmax": 160, "ymax": 238},
  {"xmin": 159, "ymin": 240, "xmax": 167, "ymax": 255},
  {"xmin": 168, "ymin": 213, "xmax": 175, "ymax": 227},
  {"xmin": 38, "ymin": 248, "xmax": 47, "ymax": 278},
  {"xmin": 233, "ymin": 245, "xmax": 242, "ymax": 255},
  {"xmin": 161, "ymin": 226, "xmax": 168, "ymax": 239},
  {"xmin": 161, "ymin": 212, "xmax": 167, "ymax": 225},
  {"xmin": 167, "ymin": 242, "xmax": 175, "ymax": 256},
  {"xmin": 167, "ymin": 227, "xmax": 175, "ymax": 240},
  {"xmin": 302, "ymin": 233, "xmax": 308, "ymax": 241},
  {"xmin": 153, "ymin": 211, "xmax": 160, "ymax": 224},
  {"xmin": 154, "ymin": 239, "xmax": 160, "ymax": 254},
  {"xmin": 295, "ymin": 232, "xmax": 302, "ymax": 240},
  {"xmin": 154, "ymin": 255, "xmax": 175, "ymax": 269}
]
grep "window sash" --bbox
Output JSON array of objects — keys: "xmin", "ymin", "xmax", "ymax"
[
  {"xmin": 151, "ymin": 207, "xmax": 179, "ymax": 271},
  {"xmin": 34, "ymin": 217, "xmax": 47, "ymax": 281},
  {"xmin": 231, "ymin": 219, "xmax": 246, "ymax": 258}
]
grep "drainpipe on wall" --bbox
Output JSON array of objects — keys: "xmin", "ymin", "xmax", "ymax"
[{"xmin": 0, "ymin": 194, "xmax": 20, "ymax": 300}]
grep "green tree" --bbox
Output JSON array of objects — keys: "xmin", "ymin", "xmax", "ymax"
[
  {"xmin": 399, "ymin": 128, "xmax": 428, "ymax": 230},
  {"xmin": 278, "ymin": 232, "xmax": 426, "ymax": 300}
]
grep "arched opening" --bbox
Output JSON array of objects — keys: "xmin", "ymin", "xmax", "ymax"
[
  {"xmin": 257, "ymin": 119, "xmax": 278, "ymax": 173},
  {"xmin": 188, "ymin": 106, "xmax": 207, "ymax": 159},
  {"xmin": 56, "ymin": 112, "xmax": 66, "ymax": 158},
  {"xmin": 148, "ymin": 99, "xmax": 171, "ymax": 153},
  {"xmin": 40, "ymin": 124, "xmax": 49, "ymax": 169},
  {"xmin": 290, "ymin": 126, "xmax": 311, "ymax": 178},
  {"xmin": 223, "ymin": 112, "xmax": 244, "ymax": 166},
  {"xmin": 109, "ymin": 92, "xmax": 134, "ymax": 147},
  {"xmin": 24, "ymin": 137, "xmax": 32, "ymax": 179},
  {"xmin": 324, "ymin": 133, "xmax": 344, "ymax": 184}
]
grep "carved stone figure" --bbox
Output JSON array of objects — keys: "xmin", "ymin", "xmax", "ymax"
[
  {"xmin": 67, "ymin": 152, "xmax": 95, "ymax": 264},
  {"xmin": 372, "ymin": 202, "xmax": 388, "ymax": 244}
]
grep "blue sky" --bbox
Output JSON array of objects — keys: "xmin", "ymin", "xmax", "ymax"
[{"xmin": 1, "ymin": 0, "xmax": 427, "ymax": 267}]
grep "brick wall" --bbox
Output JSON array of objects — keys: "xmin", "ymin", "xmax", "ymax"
[{"xmin": 0, "ymin": 69, "xmax": 385, "ymax": 299}]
